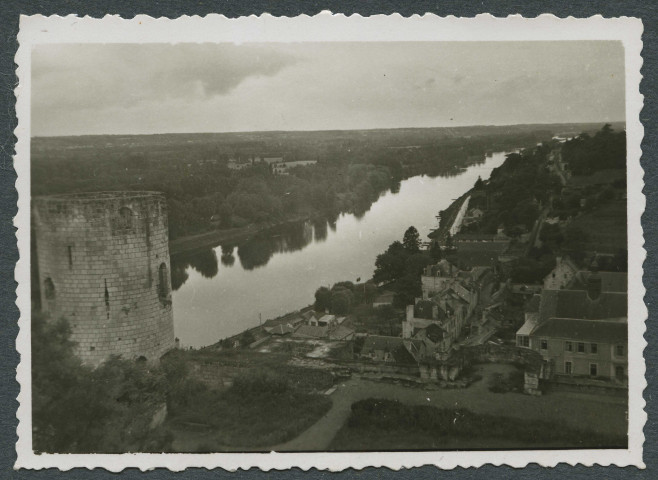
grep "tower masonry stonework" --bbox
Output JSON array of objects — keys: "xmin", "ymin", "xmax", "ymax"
[{"xmin": 33, "ymin": 192, "xmax": 175, "ymax": 366}]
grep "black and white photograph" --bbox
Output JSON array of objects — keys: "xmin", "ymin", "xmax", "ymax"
[{"xmin": 13, "ymin": 14, "xmax": 645, "ymax": 471}]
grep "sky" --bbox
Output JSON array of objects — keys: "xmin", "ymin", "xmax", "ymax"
[{"xmin": 31, "ymin": 41, "xmax": 625, "ymax": 137}]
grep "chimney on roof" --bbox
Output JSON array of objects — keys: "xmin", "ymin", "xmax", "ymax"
[
  {"xmin": 432, "ymin": 304, "xmax": 439, "ymax": 320},
  {"xmin": 586, "ymin": 273, "xmax": 603, "ymax": 301},
  {"xmin": 590, "ymin": 256, "xmax": 600, "ymax": 273}
]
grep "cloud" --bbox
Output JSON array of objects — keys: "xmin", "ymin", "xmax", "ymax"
[
  {"xmin": 32, "ymin": 43, "xmax": 297, "ymax": 110},
  {"xmin": 31, "ymin": 41, "xmax": 625, "ymax": 136}
]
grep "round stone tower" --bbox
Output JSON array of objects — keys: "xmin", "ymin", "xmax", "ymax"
[{"xmin": 32, "ymin": 192, "xmax": 175, "ymax": 366}]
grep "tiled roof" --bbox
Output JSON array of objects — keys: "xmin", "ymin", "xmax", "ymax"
[
  {"xmin": 328, "ymin": 325, "xmax": 355, "ymax": 340},
  {"xmin": 393, "ymin": 342, "xmax": 419, "ymax": 364},
  {"xmin": 292, "ymin": 325, "xmax": 328, "ymax": 339},
  {"xmin": 265, "ymin": 324, "xmax": 296, "ymax": 335},
  {"xmin": 569, "ymin": 271, "xmax": 627, "ymax": 293},
  {"xmin": 470, "ymin": 266, "xmax": 491, "ymax": 282},
  {"xmin": 526, "ymin": 294, "xmax": 541, "ymax": 313},
  {"xmin": 539, "ymin": 289, "xmax": 627, "ymax": 322},
  {"xmin": 531, "ymin": 317, "xmax": 627, "ymax": 343},
  {"xmin": 516, "ymin": 318, "xmax": 538, "ymax": 336},
  {"xmin": 318, "ymin": 314, "xmax": 336, "ymax": 324}
]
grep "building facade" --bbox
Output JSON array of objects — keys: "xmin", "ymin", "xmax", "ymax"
[{"xmin": 529, "ymin": 317, "xmax": 627, "ymax": 382}]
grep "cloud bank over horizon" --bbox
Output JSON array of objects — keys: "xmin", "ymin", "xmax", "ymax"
[{"xmin": 32, "ymin": 41, "xmax": 625, "ymax": 136}]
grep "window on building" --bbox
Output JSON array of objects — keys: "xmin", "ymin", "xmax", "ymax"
[
  {"xmin": 565, "ymin": 341, "xmax": 573, "ymax": 352},
  {"xmin": 590, "ymin": 343, "xmax": 598, "ymax": 354},
  {"xmin": 565, "ymin": 361, "xmax": 572, "ymax": 375},
  {"xmin": 43, "ymin": 278, "xmax": 55, "ymax": 300},
  {"xmin": 67, "ymin": 246, "xmax": 73, "ymax": 269},
  {"xmin": 616, "ymin": 344, "xmax": 625, "ymax": 357},
  {"xmin": 615, "ymin": 366, "xmax": 625, "ymax": 381},
  {"xmin": 540, "ymin": 339, "xmax": 548, "ymax": 350},
  {"xmin": 113, "ymin": 206, "xmax": 135, "ymax": 234},
  {"xmin": 517, "ymin": 335, "xmax": 529, "ymax": 347},
  {"xmin": 590, "ymin": 363, "xmax": 598, "ymax": 377},
  {"xmin": 577, "ymin": 342, "xmax": 585, "ymax": 353},
  {"xmin": 158, "ymin": 262, "xmax": 170, "ymax": 302},
  {"xmin": 118, "ymin": 206, "xmax": 133, "ymax": 229}
]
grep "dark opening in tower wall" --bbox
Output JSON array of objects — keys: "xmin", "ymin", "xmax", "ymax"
[
  {"xmin": 158, "ymin": 262, "xmax": 169, "ymax": 302},
  {"xmin": 104, "ymin": 279, "xmax": 110, "ymax": 319},
  {"xmin": 43, "ymin": 277, "xmax": 55, "ymax": 300}
]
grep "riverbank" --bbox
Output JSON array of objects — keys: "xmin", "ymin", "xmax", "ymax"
[
  {"xmin": 171, "ymin": 153, "xmax": 510, "ymax": 347},
  {"xmin": 427, "ymin": 188, "xmax": 472, "ymax": 244},
  {"xmin": 169, "ymin": 213, "xmax": 314, "ymax": 255}
]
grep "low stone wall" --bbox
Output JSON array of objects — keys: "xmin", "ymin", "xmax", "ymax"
[
  {"xmin": 189, "ymin": 361, "xmax": 336, "ymax": 392},
  {"xmin": 419, "ymin": 363, "xmax": 462, "ymax": 382},
  {"xmin": 456, "ymin": 344, "xmax": 543, "ymax": 373},
  {"xmin": 341, "ymin": 361, "xmax": 420, "ymax": 378}
]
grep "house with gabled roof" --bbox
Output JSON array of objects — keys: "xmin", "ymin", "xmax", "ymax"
[
  {"xmin": 360, "ymin": 335, "xmax": 409, "ymax": 363},
  {"xmin": 516, "ymin": 270, "xmax": 628, "ymax": 383},
  {"xmin": 543, "ymin": 256, "xmax": 579, "ymax": 290}
]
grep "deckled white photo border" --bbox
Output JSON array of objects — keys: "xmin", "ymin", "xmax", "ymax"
[{"xmin": 14, "ymin": 12, "xmax": 646, "ymax": 471}]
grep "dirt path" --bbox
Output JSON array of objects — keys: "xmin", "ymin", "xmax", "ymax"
[{"xmin": 272, "ymin": 364, "xmax": 627, "ymax": 452}]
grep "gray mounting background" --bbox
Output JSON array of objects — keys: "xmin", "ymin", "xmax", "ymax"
[{"xmin": 0, "ymin": 1, "xmax": 654, "ymax": 478}]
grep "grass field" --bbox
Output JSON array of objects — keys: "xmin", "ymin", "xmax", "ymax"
[
  {"xmin": 329, "ymin": 398, "xmax": 626, "ymax": 451},
  {"xmin": 167, "ymin": 370, "xmax": 332, "ymax": 452}
]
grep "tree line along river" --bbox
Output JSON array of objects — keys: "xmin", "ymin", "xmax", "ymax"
[{"xmin": 171, "ymin": 152, "xmax": 508, "ymax": 348}]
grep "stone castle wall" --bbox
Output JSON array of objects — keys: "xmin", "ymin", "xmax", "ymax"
[{"xmin": 33, "ymin": 192, "xmax": 175, "ymax": 366}]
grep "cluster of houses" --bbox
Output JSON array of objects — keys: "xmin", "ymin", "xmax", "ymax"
[
  {"xmin": 262, "ymin": 309, "xmax": 355, "ymax": 341},
  {"xmin": 515, "ymin": 256, "xmax": 628, "ymax": 386},
  {"xmin": 402, "ymin": 261, "xmax": 494, "ymax": 361},
  {"xmin": 358, "ymin": 260, "xmax": 495, "ymax": 373},
  {"xmin": 354, "ymin": 254, "xmax": 628, "ymax": 390},
  {"xmin": 226, "ymin": 154, "xmax": 318, "ymax": 175},
  {"xmin": 257, "ymin": 254, "xmax": 627, "ymax": 391}
]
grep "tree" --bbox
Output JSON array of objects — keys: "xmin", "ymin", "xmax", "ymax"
[
  {"xmin": 474, "ymin": 176, "xmax": 484, "ymax": 190},
  {"xmin": 403, "ymin": 226, "xmax": 421, "ymax": 253},
  {"xmin": 31, "ymin": 314, "xmax": 171, "ymax": 453},
  {"xmin": 429, "ymin": 241, "xmax": 443, "ymax": 262},
  {"xmin": 314, "ymin": 286, "xmax": 332, "ymax": 312},
  {"xmin": 330, "ymin": 288, "xmax": 354, "ymax": 314},
  {"xmin": 363, "ymin": 282, "xmax": 378, "ymax": 304},
  {"xmin": 373, "ymin": 241, "xmax": 408, "ymax": 284},
  {"xmin": 539, "ymin": 223, "xmax": 564, "ymax": 250},
  {"xmin": 240, "ymin": 330, "xmax": 256, "ymax": 347},
  {"xmin": 374, "ymin": 305, "xmax": 399, "ymax": 336}
]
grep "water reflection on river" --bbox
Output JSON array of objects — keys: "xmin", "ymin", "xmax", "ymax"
[{"xmin": 172, "ymin": 152, "xmax": 508, "ymax": 347}]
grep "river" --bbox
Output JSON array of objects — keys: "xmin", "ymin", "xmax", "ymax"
[{"xmin": 171, "ymin": 152, "xmax": 508, "ymax": 348}]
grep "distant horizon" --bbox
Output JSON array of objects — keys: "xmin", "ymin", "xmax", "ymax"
[{"xmin": 30, "ymin": 119, "xmax": 626, "ymax": 139}]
